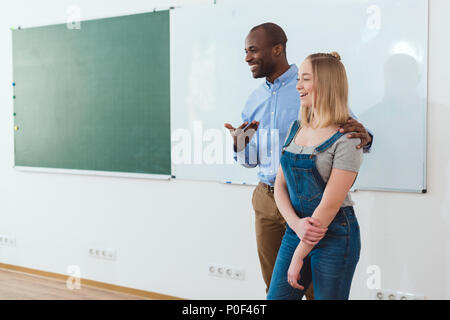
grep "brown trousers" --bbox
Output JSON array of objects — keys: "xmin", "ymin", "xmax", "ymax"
[{"xmin": 252, "ymin": 182, "xmax": 314, "ymax": 299}]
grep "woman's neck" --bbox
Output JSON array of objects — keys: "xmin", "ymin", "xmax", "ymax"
[{"xmin": 307, "ymin": 110, "xmax": 338, "ymax": 131}]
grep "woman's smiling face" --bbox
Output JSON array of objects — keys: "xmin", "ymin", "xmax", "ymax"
[{"xmin": 297, "ymin": 59, "xmax": 314, "ymax": 108}]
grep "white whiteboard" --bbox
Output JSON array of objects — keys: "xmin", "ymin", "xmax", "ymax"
[{"xmin": 170, "ymin": 0, "xmax": 428, "ymax": 192}]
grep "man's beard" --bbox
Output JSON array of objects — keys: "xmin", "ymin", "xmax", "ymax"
[{"xmin": 252, "ymin": 61, "xmax": 277, "ymax": 79}]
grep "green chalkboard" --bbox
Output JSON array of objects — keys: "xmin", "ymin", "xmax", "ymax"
[{"xmin": 12, "ymin": 11, "xmax": 171, "ymax": 176}]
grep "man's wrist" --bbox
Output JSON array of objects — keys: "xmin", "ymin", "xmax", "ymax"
[
  {"xmin": 366, "ymin": 132, "xmax": 372, "ymax": 144},
  {"xmin": 364, "ymin": 132, "xmax": 373, "ymax": 149}
]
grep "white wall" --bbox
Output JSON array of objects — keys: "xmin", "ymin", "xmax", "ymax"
[{"xmin": 0, "ymin": 0, "xmax": 449, "ymax": 299}]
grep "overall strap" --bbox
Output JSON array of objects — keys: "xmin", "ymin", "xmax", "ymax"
[
  {"xmin": 282, "ymin": 120, "xmax": 300, "ymax": 150},
  {"xmin": 314, "ymin": 131, "xmax": 344, "ymax": 153}
]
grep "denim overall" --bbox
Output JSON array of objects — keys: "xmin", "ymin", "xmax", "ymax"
[{"xmin": 267, "ymin": 120, "xmax": 361, "ymax": 300}]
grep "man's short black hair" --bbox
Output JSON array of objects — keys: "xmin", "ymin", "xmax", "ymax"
[{"xmin": 250, "ymin": 22, "xmax": 288, "ymax": 55}]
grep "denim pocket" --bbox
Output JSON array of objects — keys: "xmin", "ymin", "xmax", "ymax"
[
  {"xmin": 293, "ymin": 167, "xmax": 322, "ymax": 201},
  {"xmin": 325, "ymin": 217, "xmax": 350, "ymax": 239}
]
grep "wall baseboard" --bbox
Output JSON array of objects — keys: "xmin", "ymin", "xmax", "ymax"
[{"xmin": 0, "ymin": 262, "xmax": 183, "ymax": 300}]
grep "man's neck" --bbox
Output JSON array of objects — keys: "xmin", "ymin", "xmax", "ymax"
[{"xmin": 266, "ymin": 62, "xmax": 291, "ymax": 84}]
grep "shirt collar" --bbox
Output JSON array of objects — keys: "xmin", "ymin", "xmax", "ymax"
[{"xmin": 265, "ymin": 64, "xmax": 298, "ymax": 89}]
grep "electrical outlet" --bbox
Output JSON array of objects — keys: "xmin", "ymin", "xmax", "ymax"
[
  {"xmin": 88, "ymin": 247, "xmax": 116, "ymax": 261},
  {"xmin": 0, "ymin": 234, "xmax": 16, "ymax": 247},
  {"xmin": 371, "ymin": 289, "xmax": 425, "ymax": 300},
  {"xmin": 208, "ymin": 263, "xmax": 245, "ymax": 281},
  {"xmin": 397, "ymin": 291, "xmax": 426, "ymax": 300}
]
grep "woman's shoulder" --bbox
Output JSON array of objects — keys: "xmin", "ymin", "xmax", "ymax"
[
  {"xmin": 332, "ymin": 132, "xmax": 363, "ymax": 172},
  {"xmin": 331, "ymin": 132, "xmax": 364, "ymax": 172},
  {"xmin": 329, "ymin": 132, "xmax": 363, "ymax": 161},
  {"xmin": 335, "ymin": 132, "xmax": 362, "ymax": 150}
]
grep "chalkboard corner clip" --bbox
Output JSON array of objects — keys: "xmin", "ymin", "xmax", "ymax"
[
  {"xmin": 422, "ymin": 189, "xmax": 427, "ymax": 194},
  {"xmin": 171, "ymin": 175, "xmax": 176, "ymax": 179}
]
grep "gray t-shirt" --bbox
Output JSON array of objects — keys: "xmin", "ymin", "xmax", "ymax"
[{"xmin": 284, "ymin": 126, "xmax": 363, "ymax": 207}]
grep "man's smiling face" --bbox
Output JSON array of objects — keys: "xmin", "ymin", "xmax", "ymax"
[{"xmin": 244, "ymin": 28, "xmax": 277, "ymax": 79}]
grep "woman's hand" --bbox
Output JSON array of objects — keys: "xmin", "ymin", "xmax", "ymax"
[
  {"xmin": 290, "ymin": 217, "xmax": 327, "ymax": 246},
  {"xmin": 287, "ymin": 255, "xmax": 304, "ymax": 290},
  {"xmin": 275, "ymin": 167, "xmax": 327, "ymax": 246}
]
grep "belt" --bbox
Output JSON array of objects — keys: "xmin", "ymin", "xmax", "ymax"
[{"xmin": 261, "ymin": 182, "xmax": 275, "ymax": 193}]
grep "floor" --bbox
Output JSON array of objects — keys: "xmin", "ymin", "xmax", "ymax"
[{"xmin": 0, "ymin": 268, "xmax": 149, "ymax": 300}]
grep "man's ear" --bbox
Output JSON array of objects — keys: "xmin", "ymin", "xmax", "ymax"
[{"xmin": 272, "ymin": 44, "xmax": 284, "ymax": 57}]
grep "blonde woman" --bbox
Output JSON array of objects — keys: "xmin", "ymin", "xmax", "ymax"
[{"xmin": 267, "ymin": 52, "xmax": 363, "ymax": 300}]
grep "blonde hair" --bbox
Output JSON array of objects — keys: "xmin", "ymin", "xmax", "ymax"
[{"xmin": 301, "ymin": 51, "xmax": 349, "ymax": 128}]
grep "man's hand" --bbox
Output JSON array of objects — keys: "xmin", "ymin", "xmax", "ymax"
[
  {"xmin": 289, "ymin": 217, "xmax": 327, "ymax": 246},
  {"xmin": 339, "ymin": 117, "xmax": 371, "ymax": 149},
  {"xmin": 224, "ymin": 120, "xmax": 260, "ymax": 152}
]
